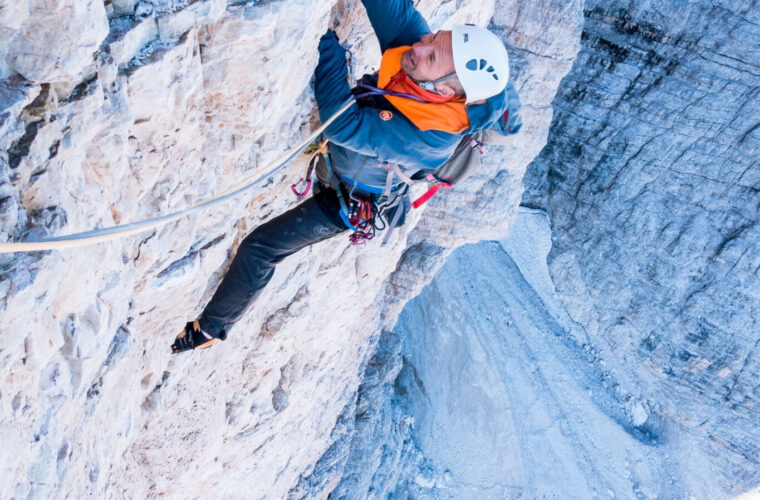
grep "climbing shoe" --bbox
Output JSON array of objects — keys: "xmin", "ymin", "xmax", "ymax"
[{"xmin": 171, "ymin": 320, "xmax": 224, "ymax": 354}]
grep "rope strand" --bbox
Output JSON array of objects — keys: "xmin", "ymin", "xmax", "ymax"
[{"xmin": 0, "ymin": 98, "xmax": 356, "ymax": 254}]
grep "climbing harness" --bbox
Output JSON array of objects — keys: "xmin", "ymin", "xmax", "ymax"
[
  {"xmin": 287, "ymin": 108, "xmax": 488, "ymax": 247},
  {"xmin": 296, "ymin": 143, "xmax": 395, "ymax": 247},
  {"xmin": 290, "ymin": 139, "xmax": 380, "ymax": 245},
  {"xmin": 0, "ymin": 98, "xmax": 357, "ymax": 254}
]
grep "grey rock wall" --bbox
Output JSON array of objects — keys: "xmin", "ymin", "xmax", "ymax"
[
  {"xmin": 521, "ymin": 0, "xmax": 760, "ymax": 492},
  {"xmin": 0, "ymin": 0, "xmax": 558, "ymax": 498},
  {"xmin": 391, "ymin": 231, "xmax": 724, "ymax": 499},
  {"xmin": 318, "ymin": 0, "xmax": 585, "ymax": 497},
  {"xmin": 325, "ymin": 0, "xmax": 760, "ymax": 497}
]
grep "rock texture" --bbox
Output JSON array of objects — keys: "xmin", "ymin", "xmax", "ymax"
[
  {"xmin": 323, "ymin": 1, "xmax": 760, "ymax": 498},
  {"xmin": 0, "ymin": 0, "xmax": 558, "ymax": 498},
  {"xmin": 517, "ymin": 0, "xmax": 760, "ymax": 494},
  {"xmin": 388, "ymin": 213, "xmax": 726, "ymax": 499},
  {"xmin": 313, "ymin": 0, "xmax": 585, "ymax": 496}
]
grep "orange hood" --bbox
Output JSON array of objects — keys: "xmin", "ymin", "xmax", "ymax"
[{"xmin": 377, "ymin": 46, "xmax": 469, "ymax": 134}]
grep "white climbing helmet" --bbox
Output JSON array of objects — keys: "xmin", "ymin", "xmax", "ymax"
[{"xmin": 451, "ymin": 25, "xmax": 510, "ymax": 103}]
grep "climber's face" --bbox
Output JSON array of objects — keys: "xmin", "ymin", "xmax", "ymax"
[{"xmin": 401, "ymin": 30, "xmax": 456, "ymax": 83}]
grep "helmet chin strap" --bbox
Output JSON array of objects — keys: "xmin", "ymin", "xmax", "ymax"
[{"xmin": 415, "ymin": 71, "xmax": 457, "ymax": 93}]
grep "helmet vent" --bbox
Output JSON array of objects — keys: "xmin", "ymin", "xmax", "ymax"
[
  {"xmin": 452, "ymin": 24, "xmax": 509, "ymax": 102},
  {"xmin": 466, "ymin": 59, "xmax": 490, "ymax": 71}
]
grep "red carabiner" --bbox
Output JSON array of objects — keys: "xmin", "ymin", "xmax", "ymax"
[{"xmin": 291, "ymin": 178, "xmax": 312, "ymax": 198}]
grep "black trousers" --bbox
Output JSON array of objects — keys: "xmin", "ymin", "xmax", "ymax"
[{"xmin": 198, "ymin": 185, "xmax": 348, "ymax": 337}]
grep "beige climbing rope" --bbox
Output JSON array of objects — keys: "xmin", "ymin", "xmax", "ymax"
[{"xmin": 0, "ymin": 98, "xmax": 356, "ymax": 254}]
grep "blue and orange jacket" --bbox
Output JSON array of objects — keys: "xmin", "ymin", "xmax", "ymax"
[{"xmin": 314, "ymin": 0, "xmax": 522, "ymax": 194}]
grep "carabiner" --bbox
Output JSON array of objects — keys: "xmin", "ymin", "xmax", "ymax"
[{"xmin": 291, "ymin": 178, "xmax": 312, "ymax": 198}]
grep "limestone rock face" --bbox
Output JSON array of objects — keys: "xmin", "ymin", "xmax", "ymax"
[
  {"xmin": 519, "ymin": 0, "xmax": 760, "ymax": 492},
  {"xmin": 0, "ymin": 0, "xmax": 555, "ymax": 498},
  {"xmin": 313, "ymin": 0, "xmax": 585, "ymax": 496},
  {"xmin": 5, "ymin": 0, "xmax": 109, "ymax": 82},
  {"xmin": 320, "ymin": 1, "xmax": 760, "ymax": 498}
]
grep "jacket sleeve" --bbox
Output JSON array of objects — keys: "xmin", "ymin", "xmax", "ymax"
[
  {"xmin": 315, "ymin": 30, "xmax": 457, "ymax": 169},
  {"xmin": 360, "ymin": 0, "xmax": 431, "ymax": 51},
  {"xmin": 503, "ymin": 81, "xmax": 523, "ymax": 135}
]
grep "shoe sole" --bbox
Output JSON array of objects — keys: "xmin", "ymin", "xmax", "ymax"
[{"xmin": 196, "ymin": 338, "xmax": 217, "ymax": 349}]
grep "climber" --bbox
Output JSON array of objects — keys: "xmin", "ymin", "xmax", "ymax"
[{"xmin": 170, "ymin": 0, "xmax": 522, "ymax": 353}]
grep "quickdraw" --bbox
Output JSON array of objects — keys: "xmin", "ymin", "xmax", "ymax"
[
  {"xmin": 291, "ymin": 139, "xmax": 329, "ymax": 198},
  {"xmin": 342, "ymin": 190, "xmax": 381, "ymax": 245},
  {"xmin": 347, "ymin": 195, "xmax": 373, "ymax": 230}
]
